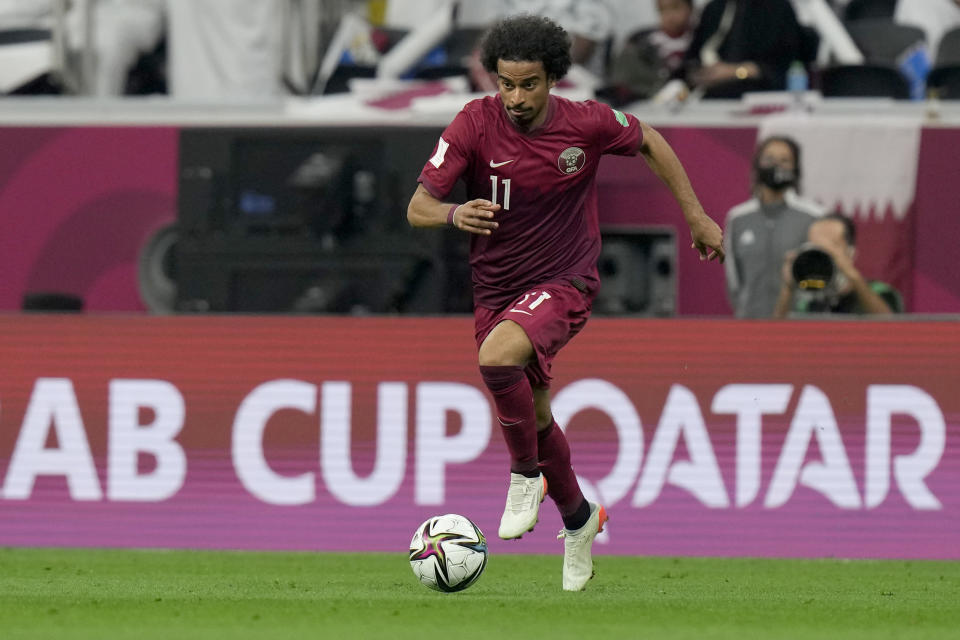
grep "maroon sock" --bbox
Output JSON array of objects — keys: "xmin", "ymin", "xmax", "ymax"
[
  {"xmin": 537, "ymin": 420, "xmax": 586, "ymax": 519},
  {"xmin": 479, "ymin": 365, "xmax": 538, "ymax": 475}
]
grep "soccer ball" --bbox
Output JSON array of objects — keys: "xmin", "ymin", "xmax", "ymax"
[{"xmin": 408, "ymin": 513, "xmax": 488, "ymax": 592}]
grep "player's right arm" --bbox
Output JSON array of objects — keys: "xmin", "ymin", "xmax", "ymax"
[
  {"xmin": 408, "ymin": 103, "xmax": 501, "ymax": 235},
  {"xmin": 406, "ymin": 185, "xmax": 500, "ymax": 235}
]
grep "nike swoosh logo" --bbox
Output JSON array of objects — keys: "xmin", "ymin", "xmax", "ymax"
[
  {"xmin": 489, "ymin": 159, "xmax": 515, "ymax": 168},
  {"xmin": 508, "ymin": 309, "xmax": 533, "ymax": 316}
]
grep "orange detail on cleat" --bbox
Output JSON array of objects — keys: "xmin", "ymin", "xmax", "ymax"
[{"xmin": 597, "ymin": 505, "xmax": 608, "ymax": 533}]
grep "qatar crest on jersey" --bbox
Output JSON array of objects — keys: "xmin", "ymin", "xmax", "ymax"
[{"xmin": 558, "ymin": 146, "xmax": 586, "ymax": 174}]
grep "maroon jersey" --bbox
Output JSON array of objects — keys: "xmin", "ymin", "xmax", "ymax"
[{"xmin": 418, "ymin": 94, "xmax": 642, "ymax": 310}]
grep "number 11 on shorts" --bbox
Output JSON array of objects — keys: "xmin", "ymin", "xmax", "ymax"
[{"xmin": 509, "ymin": 291, "xmax": 552, "ymax": 315}]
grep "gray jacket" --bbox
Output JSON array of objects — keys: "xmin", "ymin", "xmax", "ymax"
[{"xmin": 723, "ymin": 189, "xmax": 826, "ymax": 318}]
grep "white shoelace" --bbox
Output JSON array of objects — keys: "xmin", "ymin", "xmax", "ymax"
[
  {"xmin": 506, "ymin": 479, "xmax": 539, "ymax": 513},
  {"xmin": 557, "ymin": 526, "xmax": 589, "ymax": 543}
]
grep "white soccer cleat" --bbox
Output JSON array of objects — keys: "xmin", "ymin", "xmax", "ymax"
[
  {"xmin": 497, "ymin": 472, "xmax": 548, "ymax": 539},
  {"xmin": 558, "ymin": 502, "xmax": 608, "ymax": 591}
]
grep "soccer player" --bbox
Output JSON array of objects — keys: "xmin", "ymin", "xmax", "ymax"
[{"xmin": 406, "ymin": 14, "xmax": 724, "ymax": 591}]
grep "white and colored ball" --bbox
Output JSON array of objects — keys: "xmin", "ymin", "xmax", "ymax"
[{"xmin": 408, "ymin": 514, "xmax": 488, "ymax": 592}]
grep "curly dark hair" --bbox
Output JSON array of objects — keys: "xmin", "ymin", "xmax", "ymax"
[{"xmin": 479, "ymin": 14, "xmax": 572, "ymax": 80}]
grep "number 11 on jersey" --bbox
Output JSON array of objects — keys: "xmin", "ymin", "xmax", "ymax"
[{"xmin": 490, "ymin": 176, "xmax": 511, "ymax": 210}]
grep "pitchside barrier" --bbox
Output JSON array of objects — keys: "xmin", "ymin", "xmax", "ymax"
[
  {"xmin": 0, "ymin": 315, "xmax": 957, "ymax": 559},
  {"xmin": 1, "ymin": 100, "xmax": 959, "ymax": 316}
]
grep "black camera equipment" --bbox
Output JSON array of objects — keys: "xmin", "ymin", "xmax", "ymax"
[{"xmin": 791, "ymin": 244, "xmax": 837, "ymax": 311}]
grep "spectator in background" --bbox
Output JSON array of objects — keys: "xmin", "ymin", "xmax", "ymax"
[
  {"xmin": 167, "ymin": 0, "xmax": 284, "ymax": 101},
  {"xmin": 773, "ymin": 213, "xmax": 903, "ymax": 316},
  {"xmin": 723, "ymin": 136, "xmax": 826, "ymax": 318},
  {"xmin": 607, "ymin": 0, "xmax": 667, "ymax": 54},
  {"xmin": 604, "ymin": 0, "xmax": 695, "ymax": 104},
  {"xmin": 469, "ymin": 0, "xmax": 616, "ymax": 90},
  {"xmin": 505, "ymin": 0, "xmax": 615, "ymax": 78},
  {"xmin": 683, "ymin": 0, "xmax": 808, "ymax": 98}
]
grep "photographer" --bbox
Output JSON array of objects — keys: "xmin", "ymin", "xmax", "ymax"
[{"xmin": 773, "ymin": 212, "xmax": 903, "ymax": 317}]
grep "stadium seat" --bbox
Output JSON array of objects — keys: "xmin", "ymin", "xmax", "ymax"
[
  {"xmin": 926, "ymin": 65, "xmax": 960, "ymax": 99},
  {"xmin": 845, "ymin": 19, "xmax": 926, "ymax": 65},
  {"xmin": 936, "ymin": 27, "xmax": 960, "ymax": 66},
  {"xmin": 0, "ymin": 29, "xmax": 55, "ymax": 94},
  {"xmin": 843, "ymin": 0, "xmax": 898, "ymax": 22},
  {"xmin": 22, "ymin": 291, "xmax": 84, "ymax": 312},
  {"xmin": 819, "ymin": 64, "xmax": 911, "ymax": 99},
  {"xmin": 799, "ymin": 25, "xmax": 821, "ymax": 66},
  {"xmin": 320, "ymin": 64, "xmax": 377, "ymax": 94},
  {"xmin": 411, "ymin": 27, "xmax": 485, "ymax": 81}
]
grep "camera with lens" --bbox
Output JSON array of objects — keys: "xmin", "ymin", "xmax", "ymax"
[{"xmin": 791, "ymin": 243, "xmax": 838, "ymax": 312}]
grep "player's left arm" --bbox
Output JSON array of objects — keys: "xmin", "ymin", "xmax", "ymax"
[{"xmin": 637, "ymin": 121, "xmax": 725, "ymax": 263}]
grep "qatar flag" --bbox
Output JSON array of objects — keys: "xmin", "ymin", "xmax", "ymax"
[{"xmin": 758, "ymin": 114, "xmax": 922, "ymax": 310}]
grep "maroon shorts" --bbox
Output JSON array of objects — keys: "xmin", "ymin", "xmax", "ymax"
[{"xmin": 474, "ymin": 282, "xmax": 593, "ymax": 389}]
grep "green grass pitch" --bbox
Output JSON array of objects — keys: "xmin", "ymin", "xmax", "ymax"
[{"xmin": 1, "ymin": 548, "xmax": 958, "ymax": 639}]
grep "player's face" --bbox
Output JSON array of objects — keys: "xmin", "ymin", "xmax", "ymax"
[{"xmin": 496, "ymin": 60, "xmax": 555, "ymax": 130}]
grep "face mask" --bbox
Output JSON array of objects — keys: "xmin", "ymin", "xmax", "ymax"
[{"xmin": 757, "ymin": 165, "xmax": 796, "ymax": 190}]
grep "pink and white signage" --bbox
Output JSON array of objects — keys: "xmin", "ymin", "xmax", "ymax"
[
  {"xmin": 0, "ymin": 316, "xmax": 957, "ymax": 558},
  {"xmin": 0, "ymin": 127, "xmax": 178, "ymax": 312}
]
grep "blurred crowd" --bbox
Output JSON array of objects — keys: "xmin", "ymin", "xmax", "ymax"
[{"xmin": 1, "ymin": 0, "xmax": 959, "ymax": 102}]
